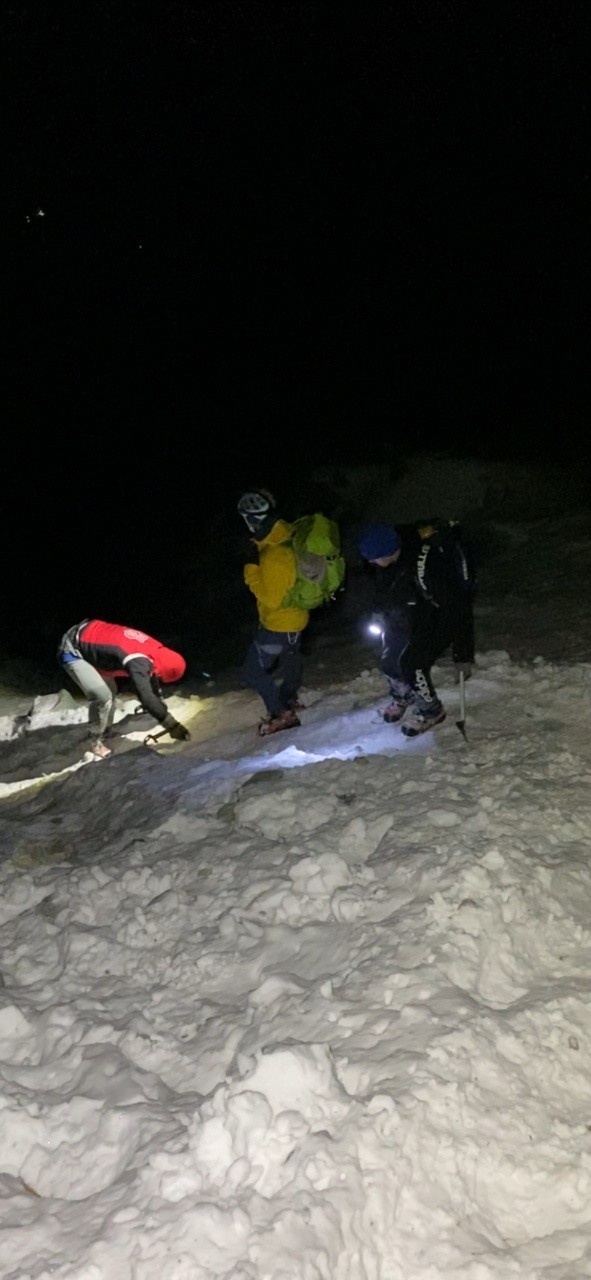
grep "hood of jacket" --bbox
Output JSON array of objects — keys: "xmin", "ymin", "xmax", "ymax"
[{"xmin": 152, "ymin": 646, "xmax": 187, "ymax": 683}]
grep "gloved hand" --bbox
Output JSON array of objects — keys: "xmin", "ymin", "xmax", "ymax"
[
  {"xmin": 169, "ymin": 720, "xmax": 191, "ymax": 741},
  {"xmin": 454, "ymin": 662, "xmax": 472, "ymax": 682},
  {"xmin": 162, "ymin": 713, "xmax": 191, "ymax": 741}
]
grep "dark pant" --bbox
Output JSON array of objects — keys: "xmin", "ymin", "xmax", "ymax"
[
  {"xmin": 242, "ymin": 626, "xmax": 303, "ymax": 717},
  {"xmin": 382, "ymin": 605, "xmax": 453, "ymax": 707}
]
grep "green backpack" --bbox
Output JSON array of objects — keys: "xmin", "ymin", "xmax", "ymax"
[{"xmin": 281, "ymin": 513, "xmax": 346, "ymax": 611}]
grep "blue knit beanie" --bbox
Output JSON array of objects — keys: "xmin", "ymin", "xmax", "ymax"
[{"xmin": 358, "ymin": 522, "xmax": 401, "ymax": 561}]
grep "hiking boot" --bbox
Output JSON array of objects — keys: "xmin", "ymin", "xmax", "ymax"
[
  {"xmin": 383, "ymin": 697, "xmax": 410, "ymax": 724},
  {"xmin": 287, "ymin": 698, "xmax": 306, "ymax": 711},
  {"xmin": 258, "ymin": 709, "xmax": 301, "ymax": 737},
  {"xmin": 401, "ymin": 702, "xmax": 446, "ymax": 738}
]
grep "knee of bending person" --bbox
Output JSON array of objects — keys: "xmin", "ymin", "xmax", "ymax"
[{"xmin": 96, "ymin": 688, "xmax": 116, "ymax": 709}]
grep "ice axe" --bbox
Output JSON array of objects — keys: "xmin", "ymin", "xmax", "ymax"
[
  {"xmin": 455, "ymin": 670, "xmax": 468, "ymax": 742},
  {"xmin": 143, "ymin": 727, "xmax": 171, "ymax": 746}
]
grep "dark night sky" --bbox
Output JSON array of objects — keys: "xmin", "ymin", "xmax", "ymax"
[{"xmin": 2, "ymin": 0, "xmax": 590, "ymax": 658}]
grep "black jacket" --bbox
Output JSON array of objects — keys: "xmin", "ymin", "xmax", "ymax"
[{"xmin": 373, "ymin": 521, "xmax": 475, "ymax": 663}]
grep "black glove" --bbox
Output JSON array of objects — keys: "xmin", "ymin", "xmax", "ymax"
[
  {"xmin": 162, "ymin": 713, "xmax": 191, "ymax": 741},
  {"xmin": 170, "ymin": 720, "xmax": 190, "ymax": 741}
]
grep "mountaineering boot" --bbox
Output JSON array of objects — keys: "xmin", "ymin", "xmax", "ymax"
[
  {"xmin": 382, "ymin": 679, "xmax": 412, "ymax": 723},
  {"xmin": 258, "ymin": 709, "xmax": 301, "ymax": 737},
  {"xmin": 401, "ymin": 701, "xmax": 446, "ymax": 738}
]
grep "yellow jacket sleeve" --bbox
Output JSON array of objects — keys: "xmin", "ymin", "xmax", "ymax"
[
  {"xmin": 243, "ymin": 562, "xmax": 260, "ymax": 593},
  {"xmin": 252, "ymin": 544, "xmax": 296, "ymax": 608}
]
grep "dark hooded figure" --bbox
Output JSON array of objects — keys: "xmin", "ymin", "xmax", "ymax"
[{"xmin": 358, "ymin": 519, "xmax": 475, "ymax": 737}]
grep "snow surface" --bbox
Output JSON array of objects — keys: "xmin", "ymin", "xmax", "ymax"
[{"xmin": 3, "ymin": 495, "xmax": 591, "ymax": 1278}]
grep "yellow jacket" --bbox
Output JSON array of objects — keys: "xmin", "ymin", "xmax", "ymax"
[{"xmin": 243, "ymin": 519, "xmax": 310, "ymax": 633}]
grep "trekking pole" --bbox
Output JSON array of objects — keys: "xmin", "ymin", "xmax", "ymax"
[{"xmin": 455, "ymin": 670, "xmax": 468, "ymax": 742}]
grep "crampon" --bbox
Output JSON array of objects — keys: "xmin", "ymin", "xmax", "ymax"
[{"xmin": 258, "ymin": 709, "xmax": 301, "ymax": 737}]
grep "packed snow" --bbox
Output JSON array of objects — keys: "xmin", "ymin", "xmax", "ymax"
[{"xmin": 3, "ymin": 484, "xmax": 591, "ymax": 1279}]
